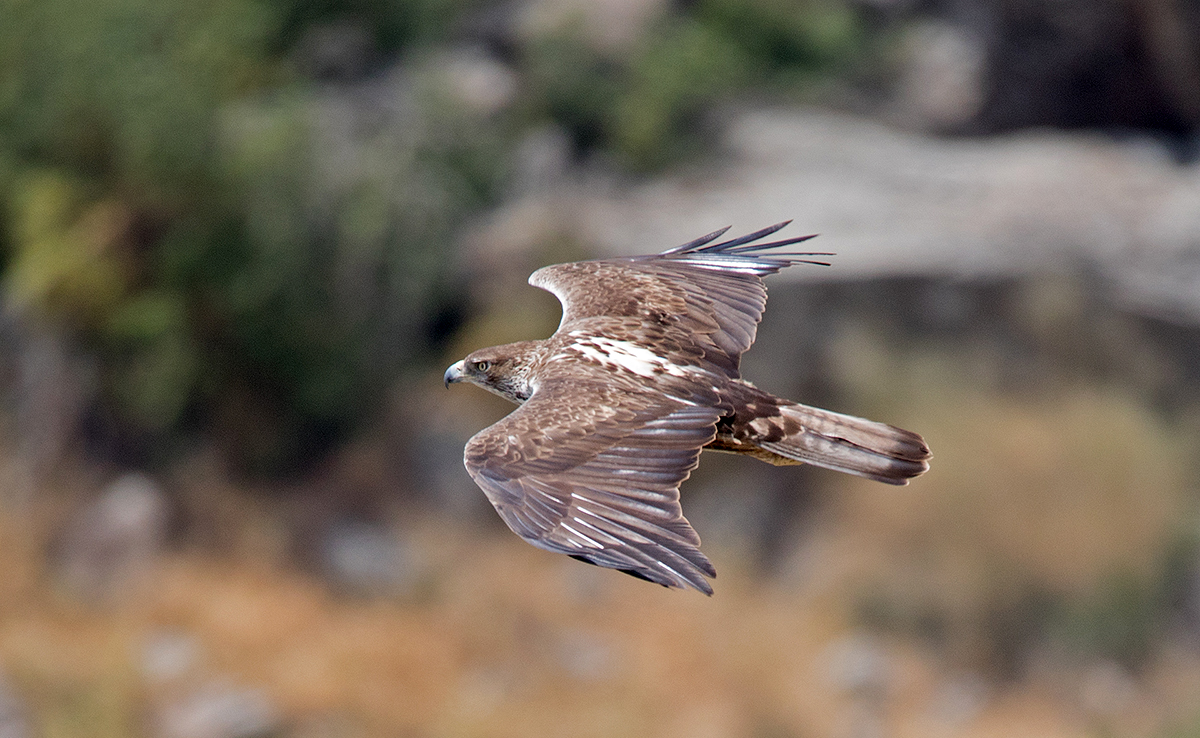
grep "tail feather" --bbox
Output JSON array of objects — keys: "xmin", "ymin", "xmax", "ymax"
[{"xmin": 758, "ymin": 403, "xmax": 931, "ymax": 485}]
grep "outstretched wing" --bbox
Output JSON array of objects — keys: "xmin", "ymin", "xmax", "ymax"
[
  {"xmin": 464, "ymin": 380, "xmax": 722, "ymax": 594},
  {"xmin": 529, "ymin": 222, "xmax": 827, "ymax": 376}
]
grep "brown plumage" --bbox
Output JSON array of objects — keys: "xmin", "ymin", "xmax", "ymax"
[{"xmin": 444, "ymin": 222, "xmax": 930, "ymax": 594}]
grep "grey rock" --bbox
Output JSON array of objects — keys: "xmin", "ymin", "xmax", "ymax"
[
  {"xmin": 56, "ymin": 472, "xmax": 168, "ymax": 601},
  {"xmin": 435, "ymin": 48, "xmax": 518, "ymax": 117},
  {"xmin": 928, "ymin": 673, "xmax": 990, "ymax": 729},
  {"xmin": 292, "ymin": 21, "xmax": 378, "ymax": 81},
  {"xmin": 412, "ymin": 434, "xmax": 495, "ymax": 522},
  {"xmin": 892, "ymin": 21, "xmax": 986, "ymax": 130},
  {"xmin": 153, "ymin": 683, "xmax": 280, "ymax": 738},
  {"xmin": 515, "ymin": 0, "xmax": 669, "ymax": 52},
  {"xmin": 8, "ymin": 327, "xmax": 91, "ymax": 502},
  {"xmin": 0, "ymin": 672, "xmax": 31, "ymax": 738},
  {"xmin": 141, "ymin": 630, "xmax": 204, "ymax": 685},
  {"xmin": 561, "ymin": 108, "xmax": 1200, "ymax": 323},
  {"xmin": 1079, "ymin": 661, "xmax": 1138, "ymax": 718},
  {"xmin": 822, "ymin": 634, "xmax": 891, "ymax": 738},
  {"xmin": 319, "ymin": 520, "xmax": 416, "ymax": 596},
  {"xmin": 822, "ymin": 634, "xmax": 891, "ymax": 697},
  {"xmin": 554, "ymin": 628, "xmax": 616, "ymax": 682},
  {"xmin": 511, "ymin": 125, "xmax": 573, "ymax": 198}
]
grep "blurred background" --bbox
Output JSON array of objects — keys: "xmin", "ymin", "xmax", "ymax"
[{"xmin": 2, "ymin": 0, "xmax": 1200, "ymax": 735}]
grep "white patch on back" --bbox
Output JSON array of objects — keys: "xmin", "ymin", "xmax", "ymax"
[{"xmin": 570, "ymin": 337, "xmax": 690, "ymax": 379}]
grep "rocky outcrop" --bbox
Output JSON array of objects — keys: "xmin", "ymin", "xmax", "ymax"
[{"xmin": 565, "ymin": 109, "xmax": 1200, "ymax": 322}]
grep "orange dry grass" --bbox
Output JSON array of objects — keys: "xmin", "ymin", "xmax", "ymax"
[
  {"xmin": 0, "ymin": 510, "xmax": 848, "ymax": 737},
  {"xmin": 2, "ymin": 505, "xmax": 1197, "ymax": 738},
  {"xmin": 2, "ymin": 352, "xmax": 1200, "ymax": 737},
  {"xmin": 825, "ymin": 373, "xmax": 1192, "ymax": 657}
]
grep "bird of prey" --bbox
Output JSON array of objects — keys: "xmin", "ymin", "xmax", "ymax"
[{"xmin": 444, "ymin": 222, "xmax": 930, "ymax": 594}]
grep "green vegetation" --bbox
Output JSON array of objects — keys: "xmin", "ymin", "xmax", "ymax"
[
  {"xmin": 0, "ymin": 0, "xmax": 869, "ymax": 472},
  {"xmin": 522, "ymin": 0, "xmax": 866, "ymax": 170},
  {"xmin": 0, "ymin": 0, "xmax": 491, "ymax": 471}
]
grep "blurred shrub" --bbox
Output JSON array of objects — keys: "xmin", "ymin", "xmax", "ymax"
[
  {"xmin": 1050, "ymin": 532, "xmax": 1200, "ymax": 669},
  {"xmin": 0, "ymin": 0, "xmax": 868, "ymax": 472},
  {"xmin": 695, "ymin": 0, "xmax": 863, "ymax": 74},
  {"xmin": 521, "ymin": 0, "xmax": 867, "ymax": 171},
  {"xmin": 837, "ymin": 340, "xmax": 1197, "ymax": 674},
  {"xmin": 610, "ymin": 19, "xmax": 752, "ymax": 170},
  {"xmin": 0, "ymin": 0, "xmax": 500, "ymax": 472},
  {"xmin": 0, "ymin": 0, "xmax": 271, "ymax": 452},
  {"xmin": 5, "ymin": 172, "xmax": 129, "ymax": 329},
  {"xmin": 205, "ymin": 83, "xmax": 505, "ymax": 471},
  {"xmin": 269, "ymin": 0, "xmax": 471, "ymax": 52},
  {"xmin": 1050, "ymin": 571, "xmax": 1165, "ymax": 668}
]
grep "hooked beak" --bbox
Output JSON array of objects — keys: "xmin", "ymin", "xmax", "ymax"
[{"xmin": 443, "ymin": 360, "xmax": 465, "ymax": 388}]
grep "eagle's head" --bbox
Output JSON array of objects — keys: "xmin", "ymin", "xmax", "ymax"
[{"xmin": 444, "ymin": 341, "xmax": 539, "ymax": 404}]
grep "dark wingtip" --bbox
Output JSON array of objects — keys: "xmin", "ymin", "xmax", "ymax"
[
  {"xmin": 658, "ymin": 223, "xmax": 832, "ymax": 273},
  {"xmin": 659, "ymin": 225, "xmax": 733, "ymax": 255},
  {"xmin": 569, "ymin": 554, "xmax": 715, "ymax": 594},
  {"xmin": 695, "ymin": 220, "xmax": 792, "ymax": 251}
]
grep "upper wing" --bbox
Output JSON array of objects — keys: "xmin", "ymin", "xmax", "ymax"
[
  {"xmin": 464, "ymin": 380, "xmax": 723, "ymax": 594},
  {"xmin": 529, "ymin": 222, "xmax": 827, "ymax": 376}
]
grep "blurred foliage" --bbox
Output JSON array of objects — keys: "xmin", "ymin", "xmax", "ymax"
[
  {"xmin": 696, "ymin": 0, "xmax": 862, "ymax": 72},
  {"xmin": 0, "ymin": 0, "xmax": 499, "ymax": 472},
  {"xmin": 609, "ymin": 19, "xmax": 753, "ymax": 170},
  {"xmin": 0, "ymin": 0, "xmax": 872, "ymax": 472},
  {"xmin": 268, "ymin": 0, "xmax": 473, "ymax": 52},
  {"xmin": 521, "ymin": 0, "xmax": 866, "ymax": 170},
  {"xmin": 1051, "ymin": 571, "xmax": 1165, "ymax": 669},
  {"xmin": 1051, "ymin": 533, "xmax": 1200, "ymax": 669}
]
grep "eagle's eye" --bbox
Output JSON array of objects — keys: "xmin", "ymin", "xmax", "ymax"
[{"xmin": 473, "ymin": 360, "xmax": 491, "ymax": 372}]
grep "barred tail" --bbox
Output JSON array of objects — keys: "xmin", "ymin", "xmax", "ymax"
[{"xmin": 757, "ymin": 403, "xmax": 931, "ymax": 485}]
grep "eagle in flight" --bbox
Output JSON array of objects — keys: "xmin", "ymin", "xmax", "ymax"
[{"xmin": 444, "ymin": 222, "xmax": 930, "ymax": 594}]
